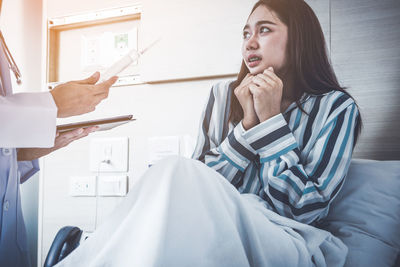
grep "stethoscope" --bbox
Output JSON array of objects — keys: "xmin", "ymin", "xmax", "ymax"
[{"xmin": 0, "ymin": 30, "xmax": 22, "ymax": 84}]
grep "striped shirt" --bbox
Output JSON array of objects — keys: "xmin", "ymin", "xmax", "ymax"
[{"xmin": 192, "ymin": 80, "xmax": 360, "ymax": 224}]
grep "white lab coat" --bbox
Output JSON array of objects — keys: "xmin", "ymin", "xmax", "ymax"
[
  {"xmin": 0, "ymin": 39, "xmax": 57, "ymax": 266},
  {"xmin": 0, "ymin": 51, "xmax": 57, "ymax": 147}
]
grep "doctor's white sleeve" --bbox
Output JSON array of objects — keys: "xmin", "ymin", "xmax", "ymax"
[{"xmin": 0, "ymin": 92, "xmax": 57, "ymax": 148}]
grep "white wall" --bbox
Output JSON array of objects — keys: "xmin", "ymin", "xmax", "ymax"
[
  {"xmin": 40, "ymin": 79, "xmax": 219, "ymax": 262},
  {"xmin": 38, "ymin": 0, "xmax": 331, "ymax": 264},
  {"xmin": 0, "ymin": 0, "xmax": 43, "ymax": 265},
  {"xmin": 40, "ymin": 0, "xmax": 235, "ymax": 265}
]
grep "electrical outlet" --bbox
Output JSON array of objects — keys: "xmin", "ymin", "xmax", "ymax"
[{"xmin": 69, "ymin": 176, "xmax": 96, "ymax": 196}]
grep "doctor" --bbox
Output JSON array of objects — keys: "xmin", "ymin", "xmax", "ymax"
[{"xmin": 0, "ymin": 1, "xmax": 118, "ymax": 266}]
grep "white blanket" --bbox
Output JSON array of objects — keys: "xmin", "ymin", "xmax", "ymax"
[{"xmin": 56, "ymin": 156, "xmax": 347, "ymax": 267}]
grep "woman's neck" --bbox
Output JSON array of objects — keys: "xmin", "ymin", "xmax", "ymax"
[{"xmin": 281, "ymin": 73, "xmax": 295, "ymax": 100}]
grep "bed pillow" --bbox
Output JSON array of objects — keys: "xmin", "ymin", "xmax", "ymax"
[{"xmin": 319, "ymin": 159, "xmax": 400, "ymax": 267}]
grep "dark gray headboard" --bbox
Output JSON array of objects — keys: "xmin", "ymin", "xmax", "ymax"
[{"xmin": 307, "ymin": 0, "xmax": 400, "ymax": 160}]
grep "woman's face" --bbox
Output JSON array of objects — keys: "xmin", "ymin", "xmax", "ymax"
[{"xmin": 242, "ymin": 5, "xmax": 288, "ymax": 75}]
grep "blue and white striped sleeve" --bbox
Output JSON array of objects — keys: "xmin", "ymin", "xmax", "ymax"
[
  {"xmin": 256, "ymin": 103, "xmax": 359, "ymax": 224},
  {"xmin": 192, "ymin": 85, "xmax": 258, "ymax": 187}
]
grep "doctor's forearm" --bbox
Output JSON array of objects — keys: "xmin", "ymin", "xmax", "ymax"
[
  {"xmin": 17, "ymin": 147, "xmax": 55, "ymax": 161},
  {"xmin": 17, "ymin": 127, "xmax": 98, "ymax": 161}
]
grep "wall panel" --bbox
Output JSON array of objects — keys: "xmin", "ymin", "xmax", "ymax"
[{"xmin": 331, "ymin": 0, "xmax": 400, "ymax": 159}]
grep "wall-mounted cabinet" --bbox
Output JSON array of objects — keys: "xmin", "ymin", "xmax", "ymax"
[{"xmin": 47, "ymin": 5, "xmax": 142, "ymax": 88}]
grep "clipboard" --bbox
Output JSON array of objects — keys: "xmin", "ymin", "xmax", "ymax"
[{"xmin": 56, "ymin": 115, "xmax": 135, "ymax": 133}]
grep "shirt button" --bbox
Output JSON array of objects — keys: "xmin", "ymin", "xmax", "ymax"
[
  {"xmin": 3, "ymin": 201, "xmax": 9, "ymax": 211},
  {"xmin": 2, "ymin": 148, "xmax": 12, "ymax": 156}
]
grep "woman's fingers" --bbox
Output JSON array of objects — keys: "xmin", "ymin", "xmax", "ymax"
[
  {"xmin": 247, "ymin": 83, "xmax": 259, "ymax": 95},
  {"xmin": 263, "ymin": 67, "xmax": 283, "ymax": 86},
  {"xmin": 238, "ymin": 75, "xmax": 253, "ymax": 91},
  {"xmin": 235, "ymin": 83, "xmax": 252, "ymax": 97},
  {"xmin": 238, "ymin": 68, "xmax": 283, "ymax": 99},
  {"xmin": 243, "ymin": 73, "xmax": 253, "ymax": 83},
  {"xmin": 252, "ymin": 75, "xmax": 270, "ymax": 88},
  {"xmin": 236, "ymin": 73, "xmax": 254, "ymax": 93}
]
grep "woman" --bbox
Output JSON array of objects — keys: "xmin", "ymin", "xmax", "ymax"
[
  {"xmin": 193, "ymin": 0, "xmax": 361, "ymax": 224},
  {"xmin": 56, "ymin": 0, "xmax": 359, "ymax": 266}
]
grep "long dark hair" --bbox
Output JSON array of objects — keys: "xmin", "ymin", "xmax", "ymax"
[{"xmin": 229, "ymin": 0, "xmax": 361, "ymax": 143}]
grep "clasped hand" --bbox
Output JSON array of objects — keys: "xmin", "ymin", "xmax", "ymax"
[{"xmin": 234, "ymin": 67, "xmax": 283, "ymax": 130}]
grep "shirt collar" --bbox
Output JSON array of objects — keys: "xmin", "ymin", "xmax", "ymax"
[
  {"xmin": 283, "ymin": 93, "xmax": 310, "ymax": 114},
  {"xmin": 283, "ymin": 91, "xmax": 333, "ymax": 115}
]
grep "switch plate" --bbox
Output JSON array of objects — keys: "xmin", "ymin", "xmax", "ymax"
[
  {"xmin": 82, "ymin": 35, "xmax": 102, "ymax": 70},
  {"xmin": 69, "ymin": 176, "xmax": 96, "ymax": 196},
  {"xmin": 147, "ymin": 136, "xmax": 180, "ymax": 167},
  {"xmin": 97, "ymin": 175, "xmax": 128, "ymax": 196},
  {"xmin": 90, "ymin": 137, "xmax": 129, "ymax": 172}
]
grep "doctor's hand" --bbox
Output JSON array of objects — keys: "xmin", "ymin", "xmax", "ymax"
[
  {"xmin": 17, "ymin": 127, "xmax": 98, "ymax": 161},
  {"xmin": 248, "ymin": 67, "xmax": 283, "ymax": 122},
  {"xmin": 50, "ymin": 72, "xmax": 118, "ymax": 118},
  {"xmin": 234, "ymin": 73, "xmax": 260, "ymax": 130}
]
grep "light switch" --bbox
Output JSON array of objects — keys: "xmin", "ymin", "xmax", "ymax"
[
  {"xmin": 90, "ymin": 137, "xmax": 129, "ymax": 172},
  {"xmin": 97, "ymin": 175, "xmax": 128, "ymax": 196}
]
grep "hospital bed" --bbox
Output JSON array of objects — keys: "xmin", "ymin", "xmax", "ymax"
[{"xmin": 44, "ymin": 158, "xmax": 400, "ymax": 267}]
